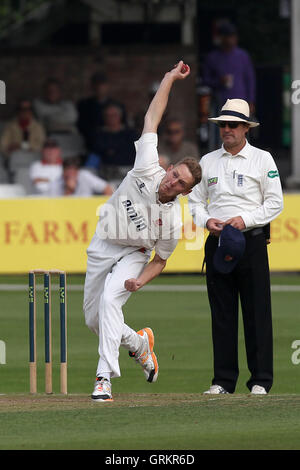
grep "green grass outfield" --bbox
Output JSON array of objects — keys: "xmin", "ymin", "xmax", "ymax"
[{"xmin": 0, "ymin": 274, "xmax": 300, "ymax": 450}]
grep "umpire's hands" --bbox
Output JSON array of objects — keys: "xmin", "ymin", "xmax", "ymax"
[
  {"xmin": 124, "ymin": 278, "xmax": 142, "ymax": 292},
  {"xmin": 206, "ymin": 218, "xmax": 225, "ymax": 236},
  {"xmin": 224, "ymin": 216, "xmax": 246, "ymax": 230}
]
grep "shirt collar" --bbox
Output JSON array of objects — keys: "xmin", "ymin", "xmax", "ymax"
[{"xmin": 221, "ymin": 140, "xmax": 251, "ymax": 159}]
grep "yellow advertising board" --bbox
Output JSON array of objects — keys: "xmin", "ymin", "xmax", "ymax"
[
  {"xmin": 266, "ymin": 194, "xmax": 300, "ymax": 271},
  {"xmin": 0, "ymin": 194, "xmax": 299, "ymax": 273}
]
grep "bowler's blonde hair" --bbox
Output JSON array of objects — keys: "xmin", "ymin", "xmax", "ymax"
[{"xmin": 175, "ymin": 157, "xmax": 202, "ymax": 187}]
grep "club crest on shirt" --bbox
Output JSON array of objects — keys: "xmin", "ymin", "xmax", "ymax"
[
  {"xmin": 208, "ymin": 177, "xmax": 218, "ymax": 187},
  {"xmin": 136, "ymin": 180, "xmax": 146, "ymax": 193},
  {"xmin": 268, "ymin": 170, "xmax": 279, "ymax": 178},
  {"xmin": 237, "ymin": 174, "xmax": 244, "ymax": 186}
]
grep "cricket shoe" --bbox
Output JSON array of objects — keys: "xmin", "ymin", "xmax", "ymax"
[
  {"xmin": 129, "ymin": 327, "xmax": 159, "ymax": 383},
  {"xmin": 251, "ymin": 385, "xmax": 267, "ymax": 395},
  {"xmin": 91, "ymin": 377, "xmax": 113, "ymax": 402},
  {"xmin": 203, "ymin": 385, "xmax": 229, "ymax": 395}
]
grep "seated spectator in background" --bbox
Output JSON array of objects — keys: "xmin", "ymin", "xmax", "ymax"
[
  {"xmin": 0, "ymin": 98, "xmax": 46, "ymax": 159},
  {"xmin": 77, "ymin": 73, "xmax": 127, "ymax": 149},
  {"xmin": 158, "ymin": 119, "xmax": 199, "ymax": 165},
  {"xmin": 33, "ymin": 78, "xmax": 78, "ymax": 135},
  {"xmin": 29, "ymin": 139, "xmax": 63, "ymax": 195},
  {"xmin": 86, "ymin": 103, "xmax": 138, "ymax": 181},
  {"xmin": 48, "ymin": 156, "xmax": 113, "ymax": 197}
]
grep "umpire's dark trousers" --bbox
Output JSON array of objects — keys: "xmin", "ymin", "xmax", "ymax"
[{"xmin": 205, "ymin": 229, "xmax": 273, "ymax": 393}]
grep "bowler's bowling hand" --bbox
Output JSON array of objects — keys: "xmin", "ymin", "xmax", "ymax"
[
  {"xmin": 206, "ymin": 218, "xmax": 225, "ymax": 236},
  {"xmin": 168, "ymin": 60, "xmax": 190, "ymax": 81},
  {"xmin": 224, "ymin": 216, "xmax": 246, "ymax": 230},
  {"xmin": 124, "ymin": 278, "xmax": 142, "ymax": 292}
]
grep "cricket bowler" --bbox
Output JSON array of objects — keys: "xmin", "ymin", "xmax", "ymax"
[{"xmin": 83, "ymin": 61, "xmax": 202, "ymax": 401}]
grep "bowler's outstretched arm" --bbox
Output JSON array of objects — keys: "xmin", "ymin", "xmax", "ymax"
[{"xmin": 142, "ymin": 60, "xmax": 190, "ymax": 135}]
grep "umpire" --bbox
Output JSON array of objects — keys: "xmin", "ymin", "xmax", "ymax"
[{"xmin": 189, "ymin": 99, "xmax": 283, "ymax": 395}]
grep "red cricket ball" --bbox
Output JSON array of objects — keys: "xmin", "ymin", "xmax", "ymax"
[{"xmin": 181, "ymin": 64, "xmax": 189, "ymax": 73}]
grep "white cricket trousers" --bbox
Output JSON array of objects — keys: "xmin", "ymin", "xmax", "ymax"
[{"xmin": 83, "ymin": 233, "xmax": 151, "ymax": 379}]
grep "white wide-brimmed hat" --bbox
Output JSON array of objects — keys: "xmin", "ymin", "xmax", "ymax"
[{"xmin": 209, "ymin": 99, "xmax": 260, "ymax": 128}]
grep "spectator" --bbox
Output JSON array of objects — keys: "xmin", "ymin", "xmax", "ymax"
[
  {"xmin": 158, "ymin": 119, "xmax": 199, "ymax": 165},
  {"xmin": 77, "ymin": 73, "xmax": 127, "ymax": 148},
  {"xmin": 0, "ymin": 98, "xmax": 46, "ymax": 159},
  {"xmin": 87, "ymin": 103, "xmax": 138, "ymax": 181},
  {"xmin": 48, "ymin": 156, "xmax": 113, "ymax": 197},
  {"xmin": 33, "ymin": 78, "xmax": 78, "ymax": 135},
  {"xmin": 29, "ymin": 139, "xmax": 63, "ymax": 195},
  {"xmin": 202, "ymin": 22, "xmax": 256, "ymax": 148},
  {"xmin": 202, "ymin": 22, "xmax": 256, "ymax": 110}
]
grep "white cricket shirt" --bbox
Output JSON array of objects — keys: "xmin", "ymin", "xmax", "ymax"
[
  {"xmin": 48, "ymin": 169, "xmax": 107, "ymax": 196},
  {"xmin": 96, "ymin": 132, "xmax": 182, "ymax": 259},
  {"xmin": 29, "ymin": 161, "xmax": 62, "ymax": 195},
  {"xmin": 188, "ymin": 140, "xmax": 283, "ymax": 230}
]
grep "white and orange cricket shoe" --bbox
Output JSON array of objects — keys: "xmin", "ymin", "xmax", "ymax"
[
  {"xmin": 91, "ymin": 377, "xmax": 113, "ymax": 402},
  {"xmin": 129, "ymin": 328, "xmax": 159, "ymax": 383}
]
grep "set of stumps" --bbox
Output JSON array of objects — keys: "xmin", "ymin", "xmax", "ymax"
[{"xmin": 29, "ymin": 270, "xmax": 67, "ymax": 394}]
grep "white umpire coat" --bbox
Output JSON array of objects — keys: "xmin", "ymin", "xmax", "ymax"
[{"xmin": 188, "ymin": 140, "xmax": 283, "ymax": 230}]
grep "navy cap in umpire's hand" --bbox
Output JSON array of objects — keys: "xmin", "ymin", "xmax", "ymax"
[{"xmin": 213, "ymin": 225, "xmax": 246, "ymax": 274}]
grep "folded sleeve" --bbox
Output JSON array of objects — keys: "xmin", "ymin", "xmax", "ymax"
[
  {"xmin": 154, "ymin": 225, "xmax": 181, "ymax": 260},
  {"xmin": 131, "ymin": 132, "xmax": 159, "ymax": 175},
  {"xmin": 240, "ymin": 153, "xmax": 284, "ymax": 228},
  {"xmin": 188, "ymin": 177, "xmax": 210, "ymax": 228}
]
